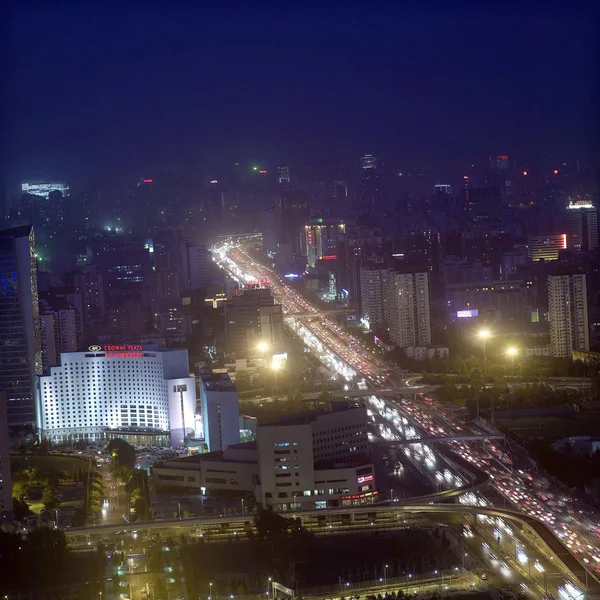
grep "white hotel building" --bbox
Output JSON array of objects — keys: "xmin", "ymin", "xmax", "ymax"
[{"xmin": 36, "ymin": 346, "xmax": 197, "ymax": 446}]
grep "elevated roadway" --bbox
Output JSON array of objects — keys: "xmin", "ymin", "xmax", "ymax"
[
  {"xmin": 378, "ymin": 434, "xmax": 505, "ymax": 445},
  {"xmin": 66, "ymin": 502, "xmax": 598, "ymax": 593},
  {"xmin": 299, "ymin": 386, "xmax": 439, "ymax": 399}
]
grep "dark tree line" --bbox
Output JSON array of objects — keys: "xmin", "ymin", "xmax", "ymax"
[{"xmin": 0, "ymin": 528, "xmax": 68, "ymax": 598}]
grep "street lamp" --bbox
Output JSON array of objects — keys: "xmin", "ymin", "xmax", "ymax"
[
  {"xmin": 506, "ymin": 347, "xmax": 517, "ymax": 377},
  {"xmin": 272, "ymin": 361, "xmax": 282, "ymax": 400},
  {"xmin": 209, "ymin": 581, "xmax": 213, "ymax": 600},
  {"xmin": 479, "ymin": 330, "xmax": 490, "ymax": 376},
  {"xmin": 384, "ymin": 564, "xmax": 389, "ymax": 585},
  {"xmin": 256, "ymin": 341, "xmax": 269, "ymax": 353}
]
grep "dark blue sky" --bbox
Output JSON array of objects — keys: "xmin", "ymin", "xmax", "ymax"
[{"xmin": 2, "ymin": 3, "xmax": 598, "ymax": 185}]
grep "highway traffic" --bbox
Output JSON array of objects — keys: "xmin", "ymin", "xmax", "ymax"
[{"xmin": 211, "ymin": 235, "xmax": 600, "ymax": 598}]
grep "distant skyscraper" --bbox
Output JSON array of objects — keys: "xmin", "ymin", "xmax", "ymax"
[
  {"xmin": 566, "ymin": 200, "xmax": 598, "ymax": 251},
  {"xmin": 489, "ymin": 155, "xmax": 510, "ymax": 170},
  {"xmin": 277, "ymin": 165, "xmax": 291, "ymax": 185},
  {"xmin": 73, "ymin": 266, "xmax": 105, "ymax": 320},
  {"xmin": 462, "ymin": 186, "xmax": 502, "ymax": 221},
  {"xmin": 359, "ymin": 267, "xmax": 385, "ymax": 329},
  {"xmin": 302, "ymin": 219, "xmax": 345, "ymax": 268},
  {"xmin": 0, "ymin": 226, "xmax": 42, "ymax": 428},
  {"xmin": 0, "ymin": 389, "xmax": 12, "ymax": 520},
  {"xmin": 186, "ymin": 244, "xmax": 208, "ymax": 291},
  {"xmin": 384, "ymin": 271, "xmax": 431, "ymax": 348},
  {"xmin": 21, "ymin": 182, "xmax": 69, "ymax": 199},
  {"xmin": 548, "ymin": 272, "xmax": 589, "ymax": 357},
  {"xmin": 358, "ymin": 154, "xmax": 385, "ymax": 221},
  {"xmin": 433, "ymin": 184, "xmax": 452, "ymax": 195},
  {"xmin": 275, "ymin": 190, "xmax": 309, "ymax": 255}
]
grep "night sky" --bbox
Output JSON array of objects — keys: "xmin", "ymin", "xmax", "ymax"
[{"xmin": 2, "ymin": 3, "xmax": 598, "ymax": 185}]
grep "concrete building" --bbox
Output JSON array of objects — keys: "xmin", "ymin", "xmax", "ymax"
[
  {"xmin": 39, "ymin": 306, "xmax": 79, "ymax": 372},
  {"xmin": 445, "ymin": 279, "xmax": 536, "ymax": 324},
  {"xmin": 0, "ymin": 389, "xmax": 12, "ymax": 520},
  {"xmin": 152, "ymin": 404, "xmax": 377, "ymax": 512},
  {"xmin": 36, "ymin": 347, "xmax": 196, "ymax": 446},
  {"xmin": 224, "ymin": 288, "xmax": 283, "ymax": 356},
  {"xmin": 0, "ymin": 226, "xmax": 42, "ymax": 428},
  {"xmin": 154, "ymin": 442, "xmax": 258, "ymax": 492},
  {"xmin": 384, "ymin": 271, "xmax": 431, "ymax": 349},
  {"xmin": 200, "ymin": 373, "xmax": 240, "ymax": 452},
  {"xmin": 548, "ymin": 272, "xmax": 589, "ymax": 358},
  {"xmin": 257, "ymin": 404, "xmax": 374, "ymax": 511},
  {"xmin": 359, "ymin": 267, "xmax": 385, "ymax": 329}
]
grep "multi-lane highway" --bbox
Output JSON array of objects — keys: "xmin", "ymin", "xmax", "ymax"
[{"xmin": 211, "ymin": 236, "xmax": 600, "ymax": 597}]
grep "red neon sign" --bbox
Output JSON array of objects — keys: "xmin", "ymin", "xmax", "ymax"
[
  {"xmin": 321, "ymin": 255, "xmax": 337, "ymax": 260},
  {"xmin": 143, "ymin": 179, "xmax": 153, "ymax": 183},
  {"xmin": 357, "ymin": 474, "xmax": 374, "ymax": 484}
]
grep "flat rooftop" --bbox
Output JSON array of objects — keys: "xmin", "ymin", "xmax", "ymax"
[
  {"xmin": 200, "ymin": 372, "xmax": 236, "ymax": 392},
  {"xmin": 263, "ymin": 403, "xmax": 364, "ymax": 427},
  {"xmin": 157, "ymin": 441, "xmax": 258, "ymax": 468}
]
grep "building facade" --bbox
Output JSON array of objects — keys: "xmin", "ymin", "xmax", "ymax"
[
  {"xmin": 0, "ymin": 389, "xmax": 11, "ymax": 520},
  {"xmin": 36, "ymin": 347, "xmax": 196, "ymax": 446},
  {"xmin": 384, "ymin": 271, "xmax": 431, "ymax": 348},
  {"xmin": 153, "ymin": 405, "xmax": 377, "ymax": 512},
  {"xmin": 567, "ymin": 201, "xmax": 598, "ymax": 252},
  {"xmin": 257, "ymin": 405, "xmax": 374, "ymax": 511},
  {"xmin": 200, "ymin": 373, "xmax": 240, "ymax": 452},
  {"xmin": 302, "ymin": 219, "xmax": 345, "ymax": 268},
  {"xmin": 548, "ymin": 273, "xmax": 590, "ymax": 358},
  {"xmin": 0, "ymin": 226, "xmax": 42, "ymax": 428},
  {"xmin": 224, "ymin": 288, "xmax": 283, "ymax": 356},
  {"xmin": 359, "ymin": 267, "xmax": 385, "ymax": 329},
  {"xmin": 527, "ymin": 233, "xmax": 567, "ymax": 261}
]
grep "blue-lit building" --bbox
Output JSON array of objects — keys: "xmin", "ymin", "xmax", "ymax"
[{"xmin": 0, "ymin": 226, "xmax": 42, "ymax": 429}]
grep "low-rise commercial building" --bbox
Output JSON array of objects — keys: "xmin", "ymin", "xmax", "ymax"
[{"xmin": 152, "ymin": 404, "xmax": 377, "ymax": 512}]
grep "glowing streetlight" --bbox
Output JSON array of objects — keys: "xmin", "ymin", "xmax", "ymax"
[
  {"xmin": 478, "ymin": 330, "xmax": 490, "ymax": 376},
  {"xmin": 271, "ymin": 361, "xmax": 282, "ymax": 399},
  {"xmin": 256, "ymin": 341, "xmax": 269, "ymax": 353}
]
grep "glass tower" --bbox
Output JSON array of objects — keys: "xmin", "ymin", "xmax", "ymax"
[{"xmin": 0, "ymin": 226, "xmax": 41, "ymax": 429}]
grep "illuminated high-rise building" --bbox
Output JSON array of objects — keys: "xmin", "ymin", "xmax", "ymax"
[
  {"xmin": 0, "ymin": 226, "xmax": 42, "ymax": 428},
  {"xmin": 566, "ymin": 200, "xmax": 598, "ymax": 251},
  {"xmin": 383, "ymin": 271, "xmax": 431, "ymax": 349},
  {"xmin": 527, "ymin": 233, "xmax": 567, "ymax": 261},
  {"xmin": 21, "ymin": 182, "xmax": 69, "ymax": 199},
  {"xmin": 359, "ymin": 267, "xmax": 385, "ymax": 330},
  {"xmin": 302, "ymin": 219, "xmax": 345, "ymax": 268},
  {"xmin": 548, "ymin": 272, "xmax": 589, "ymax": 357},
  {"xmin": 277, "ymin": 165, "xmax": 291, "ymax": 185}
]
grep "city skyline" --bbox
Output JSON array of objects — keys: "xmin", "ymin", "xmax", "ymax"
[{"xmin": 2, "ymin": 3, "xmax": 598, "ymax": 187}]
